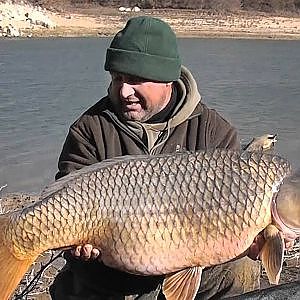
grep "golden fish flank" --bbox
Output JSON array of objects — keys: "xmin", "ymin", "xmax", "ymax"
[{"xmin": 0, "ymin": 149, "xmax": 299, "ymax": 300}]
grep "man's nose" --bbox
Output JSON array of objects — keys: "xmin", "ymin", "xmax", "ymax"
[{"xmin": 120, "ymin": 82, "xmax": 135, "ymax": 98}]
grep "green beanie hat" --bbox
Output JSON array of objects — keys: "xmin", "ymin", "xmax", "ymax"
[{"xmin": 105, "ymin": 16, "xmax": 181, "ymax": 82}]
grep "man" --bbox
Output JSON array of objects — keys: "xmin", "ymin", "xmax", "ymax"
[{"xmin": 50, "ymin": 16, "xmax": 261, "ymax": 300}]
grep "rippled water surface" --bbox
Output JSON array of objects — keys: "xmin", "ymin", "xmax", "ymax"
[{"xmin": 0, "ymin": 38, "xmax": 299, "ymax": 194}]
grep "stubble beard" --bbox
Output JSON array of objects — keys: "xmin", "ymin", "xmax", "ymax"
[{"xmin": 114, "ymin": 95, "xmax": 169, "ymax": 122}]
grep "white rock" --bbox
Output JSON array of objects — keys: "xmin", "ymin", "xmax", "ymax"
[
  {"xmin": 132, "ymin": 6, "xmax": 141, "ymax": 12},
  {"xmin": 118, "ymin": 7, "xmax": 126, "ymax": 12},
  {"xmin": 0, "ymin": 2, "xmax": 56, "ymax": 31},
  {"xmin": 5, "ymin": 24, "xmax": 20, "ymax": 37}
]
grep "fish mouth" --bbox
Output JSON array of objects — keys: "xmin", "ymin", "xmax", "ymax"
[{"xmin": 271, "ymin": 198, "xmax": 300, "ymax": 240}]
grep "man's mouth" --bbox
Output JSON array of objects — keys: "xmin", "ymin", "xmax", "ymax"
[
  {"xmin": 123, "ymin": 99, "xmax": 142, "ymax": 111},
  {"xmin": 126, "ymin": 101, "xmax": 139, "ymax": 106}
]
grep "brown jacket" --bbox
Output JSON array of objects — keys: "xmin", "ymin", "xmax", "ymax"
[
  {"xmin": 52, "ymin": 66, "xmax": 240, "ymax": 297},
  {"xmin": 56, "ymin": 66, "xmax": 239, "ymax": 180}
]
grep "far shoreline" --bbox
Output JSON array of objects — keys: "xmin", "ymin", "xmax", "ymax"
[
  {"xmin": 1, "ymin": 4, "xmax": 300, "ymax": 40},
  {"xmin": 11, "ymin": 29, "xmax": 300, "ymax": 41},
  {"xmin": 3, "ymin": 28, "xmax": 300, "ymax": 41}
]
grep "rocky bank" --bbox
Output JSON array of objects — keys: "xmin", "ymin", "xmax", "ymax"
[{"xmin": 0, "ymin": 1, "xmax": 56, "ymax": 37}]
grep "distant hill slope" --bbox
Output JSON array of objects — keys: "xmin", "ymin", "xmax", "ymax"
[{"xmin": 27, "ymin": 0, "xmax": 300, "ymax": 14}]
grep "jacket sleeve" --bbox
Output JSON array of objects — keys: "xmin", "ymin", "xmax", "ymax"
[{"xmin": 55, "ymin": 123, "xmax": 99, "ymax": 180}]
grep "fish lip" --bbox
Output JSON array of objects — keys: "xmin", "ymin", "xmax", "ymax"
[{"xmin": 271, "ymin": 197, "xmax": 300, "ymax": 240}]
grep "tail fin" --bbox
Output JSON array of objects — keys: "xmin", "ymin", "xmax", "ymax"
[{"xmin": 0, "ymin": 214, "xmax": 36, "ymax": 300}]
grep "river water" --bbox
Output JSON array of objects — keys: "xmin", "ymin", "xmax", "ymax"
[{"xmin": 0, "ymin": 37, "xmax": 299, "ymax": 194}]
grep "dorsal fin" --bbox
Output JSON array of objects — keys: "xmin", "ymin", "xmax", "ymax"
[{"xmin": 41, "ymin": 155, "xmax": 150, "ymax": 199}]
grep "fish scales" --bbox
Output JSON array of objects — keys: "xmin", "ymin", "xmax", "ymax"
[{"xmin": 4, "ymin": 149, "xmax": 291, "ymax": 276}]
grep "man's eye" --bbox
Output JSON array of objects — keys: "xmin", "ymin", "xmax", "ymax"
[
  {"xmin": 128, "ymin": 77, "xmax": 145, "ymax": 84},
  {"xmin": 112, "ymin": 74, "xmax": 146, "ymax": 84},
  {"xmin": 127, "ymin": 78, "xmax": 139, "ymax": 84}
]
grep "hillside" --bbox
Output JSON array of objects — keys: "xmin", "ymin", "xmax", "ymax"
[{"xmin": 30, "ymin": 0, "xmax": 300, "ymax": 14}]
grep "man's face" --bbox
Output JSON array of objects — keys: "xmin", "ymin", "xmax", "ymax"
[{"xmin": 110, "ymin": 72, "xmax": 172, "ymax": 122}]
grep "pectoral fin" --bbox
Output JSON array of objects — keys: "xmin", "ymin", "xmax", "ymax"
[
  {"xmin": 162, "ymin": 266, "xmax": 202, "ymax": 300},
  {"xmin": 260, "ymin": 224, "xmax": 284, "ymax": 284}
]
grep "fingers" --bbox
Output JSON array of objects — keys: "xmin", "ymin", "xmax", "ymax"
[
  {"xmin": 71, "ymin": 244, "xmax": 101, "ymax": 261},
  {"xmin": 91, "ymin": 248, "xmax": 101, "ymax": 260},
  {"xmin": 81, "ymin": 244, "xmax": 93, "ymax": 260},
  {"xmin": 71, "ymin": 245, "xmax": 82, "ymax": 257},
  {"xmin": 248, "ymin": 232, "xmax": 296, "ymax": 261},
  {"xmin": 248, "ymin": 242, "xmax": 261, "ymax": 260},
  {"xmin": 285, "ymin": 239, "xmax": 295, "ymax": 250},
  {"xmin": 248, "ymin": 234, "xmax": 266, "ymax": 260}
]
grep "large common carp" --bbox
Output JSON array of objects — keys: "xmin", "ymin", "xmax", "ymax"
[{"xmin": 0, "ymin": 149, "xmax": 300, "ymax": 300}]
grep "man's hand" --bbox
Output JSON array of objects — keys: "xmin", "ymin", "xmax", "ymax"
[
  {"xmin": 248, "ymin": 233, "xmax": 265, "ymax": 260},
  {"xmin": 71, "ymin": 244, "xmax": 101, "ymax": 261},
  {"xmin": 248, "ymin": 232, "xmax": 296, "ymax": 260},
  {"xmin": 283, "ymin": 238, "xmax": 295, "ymax": 250}
]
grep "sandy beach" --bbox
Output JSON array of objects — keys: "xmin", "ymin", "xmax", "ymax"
[
  {"xmin": 51, "ymin": 7, "xmax": 300, "ymax": 39},
  {"xmin": 1, "ymin": 2, "xmax": 300, "ymax": 39}
]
